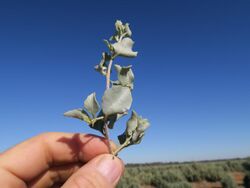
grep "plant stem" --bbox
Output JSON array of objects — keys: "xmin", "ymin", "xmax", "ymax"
[
  {"xmin": 113, "ymin": 136, "xmax": 132, "ymax": 156},
  {"xmin": 104, "ymin": 57, "xmax": 114, "ymax": 155},
  {"xmin": 94, "ymin": 116, "xmax": 104, "ymax": 121},
  {"xmin": 118, "ymin": 32, "xmax": 127, "ymax": 42},
  {"xmin": 106, "ymin": 59, "xmax": 113, "ymax": 88},
  {"xmin": 104, "ymin": 121, "xmax": 113, "ymax": 154},
  {"xmin": 90, "ymin": 116, "xmax": 104, "ymax": 126}
]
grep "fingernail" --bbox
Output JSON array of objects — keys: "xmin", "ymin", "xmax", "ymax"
[{"xmin": 96, "ymin": 155, "xmax": 123, "ymax": 184}]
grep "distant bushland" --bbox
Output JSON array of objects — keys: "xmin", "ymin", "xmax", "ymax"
[{"xmin": 117, "ymin": 157, "xmax": 250, "ymax": 188}]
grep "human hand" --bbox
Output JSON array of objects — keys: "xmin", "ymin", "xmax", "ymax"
[{"xmin": 0, "ymin": 132, "xmax": 124, "ymax": 188}]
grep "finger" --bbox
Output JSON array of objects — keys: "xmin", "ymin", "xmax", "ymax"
[
  {"xmin": 0, "ymin": 168, "xmax": 26, "ymax": 188},
  {"xmin": 62, "ymin": 154, "xmax": 124, "ymax": 188},
  {"xmin": 0, "ymin": 132, "xmax": 116, "ymax": 182},
  {"xmin": 28, "ymin": 163, "xmax": 82, "ymax": 188}
]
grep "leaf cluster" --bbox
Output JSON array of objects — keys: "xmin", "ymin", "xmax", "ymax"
[{"xmin": 64, "ymin": 20, "xmax": 149, "ymax": 155}]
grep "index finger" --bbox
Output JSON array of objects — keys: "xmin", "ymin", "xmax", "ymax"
[{"xmin": 0, "ymin": 132, "xmax": 115, "ymax": 182}]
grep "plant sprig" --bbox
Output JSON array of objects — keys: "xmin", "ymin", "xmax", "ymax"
[{"xmin": 64, "ymin": 20, "xmax": 150, "ymax": 156}]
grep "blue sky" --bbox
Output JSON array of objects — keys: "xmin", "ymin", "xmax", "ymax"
[{"xmin": 0, "ymin": 0, "xmax": 249, "ymax": 163}]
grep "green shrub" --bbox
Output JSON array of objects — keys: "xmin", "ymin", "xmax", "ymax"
[
  {"xmin": 127, "ymin": 167, "xmax": 140, "ymax": 176},
  {"xmin": 162, "ymin": 170, "xmax": 185, "ymax": 182},
  {"xmin": 117, "ymin": 177, "xmax": 128, "ymax": 188},
  {"xmin": 181, "ymin": 166, "xmax": 202, "ymax": 182},
  {"xmin": 119, "ymin": 159, "xmax": 249, "ymax": 187},
  {"xmin": 117, "ymin": 176, "xmax": 140, "ymax": 188},
  {"xmin": 151, "ymin": 174, "xmax": 169, "ymax": 188},
  {"xmin": 225, "ymin": 161, "xmax": 243, "ymax": 171},
  {"xmin": 117, "ymin": 170, "xmax": 141, "ymax": 188},
  {"xmin": 137, "ymin": 171, "xmax": 154, "ymax": 185},
  {"xmin": 221, "ymin": 175, "xmax": 237, "ymax": 188},
  {"xmin": 165, "ymin": 182, "xmax": 192, "ymax": 188},
  {"xmin": 181, "ymin": 163, "xmax": 225, "ymax": 182},
  {"xmin": 202, "ymin": 166, "xmax": 225, "ymax": 182}
]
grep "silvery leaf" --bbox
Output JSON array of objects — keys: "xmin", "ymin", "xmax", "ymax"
[
  {"xmin": 104, "ymin": 39, "xmax": 114, "ymax": 52},
  {"xmin": 114, "ymin": 64, "xmax": 134, "ymax": 89},
  {"xmin": 118, "ymin": 133, "xmax": 127, "ymax": 145},
  {"xmin": 111, "ymin": 20, "xmax": 132, "ymax": 42},
  {"xmin": 117, "ymin": 111, "xmax": 149, "ymax": 147},
  {"xmin": 84, "ymin": 93, "xmax": 100, "ymax": 118},
  {"xmin": 102, "ymin": 85, "xmax": 132, "ymax": 116},
  {"xmin": 112, "ymin": 38, "xmax": 138, "ymax": 57},
  {"xmin": 137, "ymin": 117, "xmax": 150, "ymax": 133},
  {"xmin": 109, "ymin": 34, "xmax": 119, "ymax": 42},
  {"xmin": 126, "ymin": 110, "xmax": 138, "ymax": 136},
  {"xmin": 94, "ymin": 64, "xmax": 107, "ymax": 76},
  {"xmin": 94, "ymin": 52, "xmax": 110, "ymax": 76},
  {"xmin": 131, "ymin": 131, "xmax": 145, "ymax": 144},
  {"xmin": 90, "ymin": 111, "xmax": 105, "ymax": 135},
  {"xmin": 64, "ymin": 108, "xmax": 91, "ymax": 124},
  {"xmin": 115, "ymin": 20, "xmax": 125, "ymax": 34},
  {"xmin": 125, "ymin": 23, "xmax": 132, "ymax": 37},
  {"xmin": 131, "ymin": 115, "xmax": 149, "ymax": 144},
  {"xmin": 108, "ymin": 112, "xmax": 127, "ymax": 129},
  {"xmin": 91, "ymin": 110, "xmax": 126, "ymax": 133}
]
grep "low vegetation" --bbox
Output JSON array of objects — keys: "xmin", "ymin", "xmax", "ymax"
[{"xmin": 117, "ymin": 157, "xmax": 250, "ymax": 188}]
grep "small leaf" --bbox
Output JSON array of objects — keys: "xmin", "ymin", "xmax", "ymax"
[
  {"xmin": 131, "ymin": 131, "xmax": 145, "ymax": 144},
  {"xmin": 102, "ymin": 85, "xmax": 132, "ymax": 116},
  {"xmin": 90, "ymin": 111, "xmax": 105, "ymax": 135},
  {"xmin": 94, "ymin": 64, "xmax": 106, "ymax": 76},
  {"xmin": 111, "ymin": 37, "xmax": 138, "ymax": 57},
  {"xmin": 108, "ymin": 112, "xmax": 127, "ymax": 129},
  {"xmin": 91, "ymin": 110, "xmax": 127, "ymax": 134},
  {"xmin": 118, "ymin": 133, "xmax": 127, "ymax": 145},
  {"xmin": 64, "ymin": 109, "xmax": 91, "ymax": 124},
  {"xmin": 137, "ymin": 117, "xmax": 150, "ymax": 133},
  {"xmin": 117, "ymin": 111, "xmax": 150, "ymax": 148},
  {"xmin": 84, "ymin": 93, "xmax": 100, "ymax": 118},
  {"xmin": 94, "ymin": 52, "xmax": 109, "ymax": 76},
  {"xmin": 115, "ymin": 20, "xmax": 125, "ymax": 33},
  {"xmin": 114, "ymin": 64, "xmax": 134, "ymax": 89},
  {"xmin": 104, "ymin": 39, "xmax": 114, "ymax": 52},
  {"xmin": 130, "ymin": 115, "xmax": 149, "ymax": 144},
  {"xmin": 125, "ymin": 23, "xmax": 132, "ymax": 37},
  {"xmin": 126, "ymin": 110, "xmax": 138, "ymax": 136}
]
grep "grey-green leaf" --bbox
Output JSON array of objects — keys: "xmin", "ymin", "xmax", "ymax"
[
  {"xmin": 104, "ymin": 39, "xmax": 114, "ymax": 52},
  {"xmin": 102, "ymin": 86, "xmax": 132, "ymax": 116},
  {"xmin": 131, "ymin": 131, "xmax": 145, "ymax": 144},
  {"xmin": 111, "ymin": 37, "xmax": 138, "ymax": 57},
  {"xmin": 117, "ymin": 111, "xmax": 150, "ymax": 148},
  {"xmin": 64, "ymin": 108, "xmax": 91, "ymax": 124},
  {"xmin": 114, "ymin": 64, "xmax": 134, "ymax": 89},
  {"xmin": 90, "ymin": 111, "xmax": 105, "ymax": 135},
  {"xmin": 108, "ymin": 112, "xmax": 127, "ymax": 129},
  {"xmin": 94, "ymin": 52, "xmax": 110, "ymax": 76},
  {"xmin": 115, "ymin": 20, "xmax": 124, "ymax": 33},
  {"xmin": 137, "ymin": 117, "xmax": 150, "ymax": 133},
  {"xmin": 118, "ymin": 133, "xmax": 127, "ymax": 145},
  {"xmin": 126, "ymin": 110, "xmax": 138, "ymax": 136},
  {"xmin": 125, "ymin": 23, "xmax": 132, "ymax": 37},
  {"xmin": 84, "ymin": 93, "xmax": 100, "ymax": 118}
]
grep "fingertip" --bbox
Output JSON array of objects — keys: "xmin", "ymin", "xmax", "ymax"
[
  {"xmin": 89, "ymin": 154, "xmax": 124, "ymax": 185},
  {"xmin": 62, "ymin": 154, "xmax": 124, "ymax": 188}
]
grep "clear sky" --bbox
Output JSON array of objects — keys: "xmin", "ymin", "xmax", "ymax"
[{"xmin": 0, "ymin": 0, "xmax": 249, "ymax": 163}]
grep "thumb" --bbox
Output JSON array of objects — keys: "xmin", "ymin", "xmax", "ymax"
[{"xmin": 62, "ymin": 154, "xmax": 124, "ymax": 188}]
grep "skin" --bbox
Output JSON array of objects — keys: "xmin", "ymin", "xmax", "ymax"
[{"xmin": 0, "ymin": 132, "xmax": 124, "ymax": 188}]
